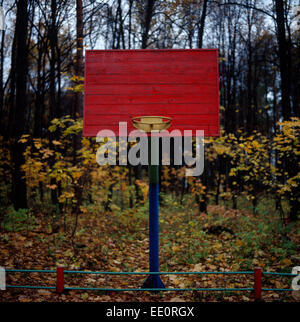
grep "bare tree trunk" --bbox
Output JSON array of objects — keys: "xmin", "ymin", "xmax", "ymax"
[
  {"xmin": 128, "ymin": 164, "xmax": 134, "ymax": 208},
  {"xmin": 34, "ymin": 26, "xmax": 46, "ymax": 138},
  {"xmin": 49, "ymin": 0, "xmax": 57, "ymax": 120},
  {"xmin": 72, "ymin": 0, "xmax": 84, "ymax": 224},
  {"xmin": 49, "ymin": 0, "xmax": 59, "ymax": 207},
  {"xmin": 275, "ymin": 0, "xmax": 297, "ymax": 221},
  {"xmin": 197, "ymin": 0, "xmax": 208, "ymax": 49},
  {"xmin": 11, "ymin": 0, "xmax": 29, "ymax": 209},
  {"xmin": 275, "ymin": 0, "xmax": 291, "ymax": 120},
  {"xmin": 128, "ymin": 0, "xmax": 133, "ymax": 49},
  {"xmin": 141, "ymin": 0, "xmax": 156, "ymax": 49},
  {"xmin": 75, "ymin": 0, "xmax": 83, "ymax": 118},
  {"xmin": 0, "ymin": 28, "xmax": 5, "ymax": 130}
]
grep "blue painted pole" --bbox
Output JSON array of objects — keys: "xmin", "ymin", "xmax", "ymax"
[
  {"xmin": 142, "ymin": 137, "xmax": 165, "ymax": 289},
  {"xmin": 149, "ymin": 183, "xmax": 159, "ymax": 273}
]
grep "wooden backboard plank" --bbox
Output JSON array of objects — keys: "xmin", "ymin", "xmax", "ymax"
[{"xmin": 85, "ymin": 104, "xmax": 218, "ymax": 115}]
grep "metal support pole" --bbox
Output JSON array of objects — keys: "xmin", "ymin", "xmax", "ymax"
[
  {"xmin": 142, "ymin": 137, "xmax": 165, "ymax": 289},
  {"xmin": 56, "ymin": 267, "xmax": 64, "ymax": 294},
  {"xmin": 254, "ymin": 267, "xmax": 262, "ymax": 301}
]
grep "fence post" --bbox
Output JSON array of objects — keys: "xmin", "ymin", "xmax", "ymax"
[
  {"xmin": 56, "ymin": 267, "xmax": 64, "ymax": 294},
  {"xmin": 254, "ymin": 267, "xmax": 262, "ymax": 301}
]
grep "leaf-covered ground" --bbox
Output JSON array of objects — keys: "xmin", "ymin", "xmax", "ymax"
[{"xmin": 0, "ymin": 195, "xmax": 299, "ymax": 302}]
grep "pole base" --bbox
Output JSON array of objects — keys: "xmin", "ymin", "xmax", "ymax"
[{"xmin": 141, "ymin": 274, "xmax": 165, "ymax": 290}]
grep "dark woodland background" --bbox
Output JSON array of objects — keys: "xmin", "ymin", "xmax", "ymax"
[{"xmin": 0, "ymin": 0, "xmax": 300, "ymax": 302}]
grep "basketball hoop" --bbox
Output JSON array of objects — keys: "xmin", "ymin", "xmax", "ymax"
[
  {"xmin": 131, "ymin": 116, "xmax": 172, "ymax": 132},
  {"xmin": 83, "ymin": 49, "xmax": 220, "ymax": 290}
]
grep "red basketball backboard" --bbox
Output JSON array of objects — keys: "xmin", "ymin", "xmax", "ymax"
[{"xmin": 83, "ymin": 49, "xmax": 219, "ymax": 137}]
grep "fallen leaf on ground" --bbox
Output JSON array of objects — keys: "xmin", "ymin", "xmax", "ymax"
[{"xmin": 169, "ymin": 297, "xmax": 185, "ymax": 302}]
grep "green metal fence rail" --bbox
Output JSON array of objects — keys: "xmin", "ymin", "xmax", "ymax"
[{"xmin": 3, "ymin": 267, "xmax": 297, "ymax": 299}]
